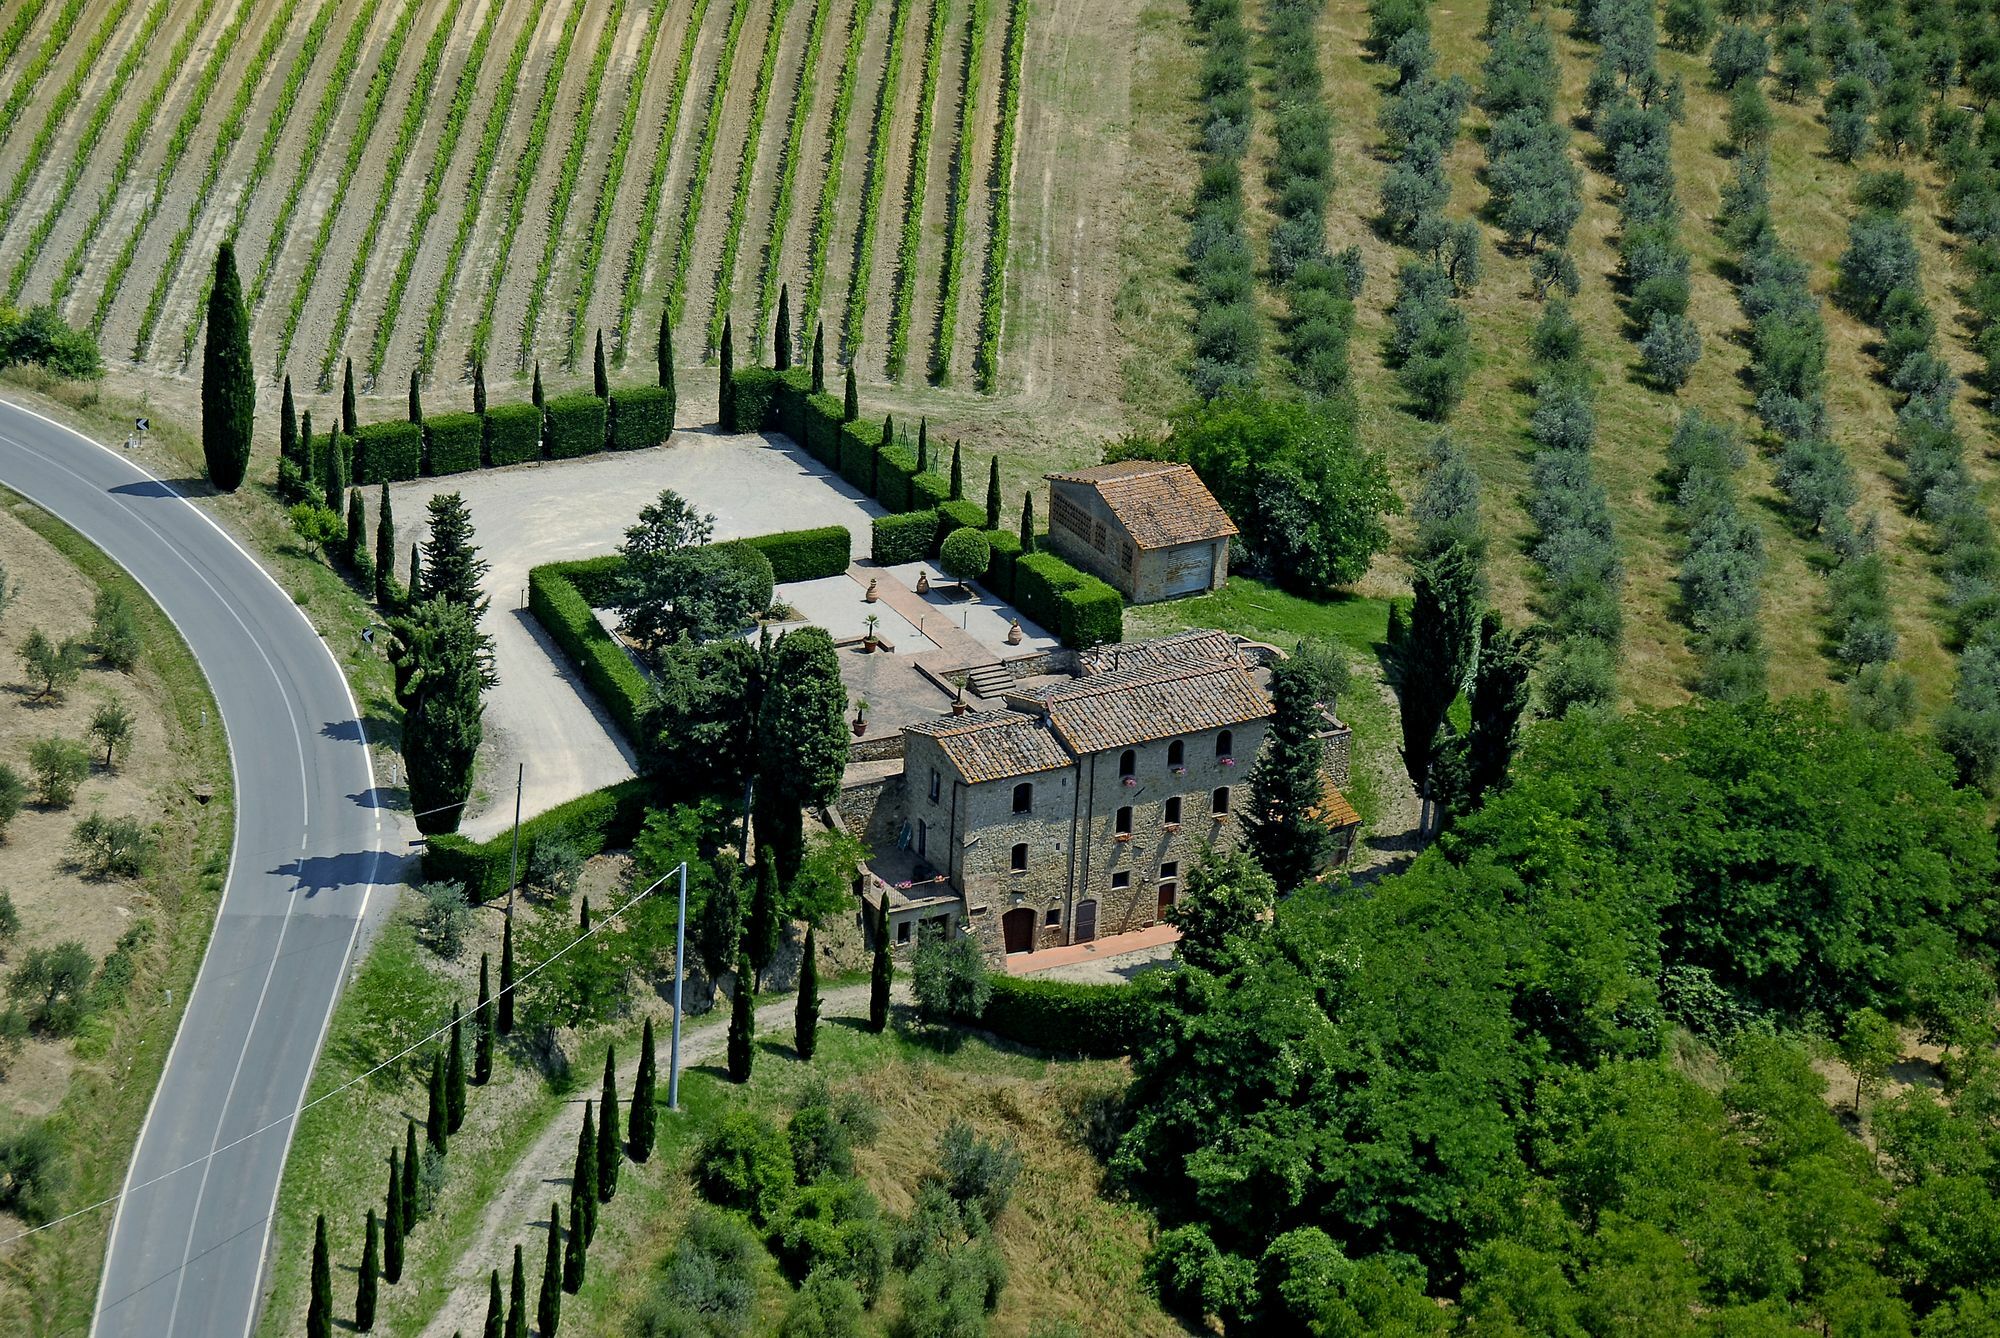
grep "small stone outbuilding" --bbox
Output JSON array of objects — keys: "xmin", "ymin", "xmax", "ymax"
[{"xmin": 1044, "ymin": 461, "xmax": 1236, "ymax": 602}]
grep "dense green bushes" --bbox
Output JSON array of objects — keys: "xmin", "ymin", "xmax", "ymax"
[
  {"xmin": 739, "ymin": 527, "xmax": 851, "ymax": 583},
  {"xmin": 0, "ymin": 304, "xmax": 101, "ymax": 379},
  {"xmin": 1262, "ymin": 0, "xmax": 1354, "ymax": 400},
  {"xmin": 837, "ymin": 418, "xmax": 883, "ymax": 493},
  {"xmin": 609, "ymin": 384, "xmax": 675, "ymax": 451},
  {"xmin": 1015, "ymin": 553, "xmax": 1122, "ymax": 647},
  {"xmin": 971, "ymin": 973, "xmax": 1162, "ymax": 1056},
  {"xmin": 723, "ymin": 366, "xmax": 784, "ymax": 434},
  {"xmin": 484, "ymin": 403, "xmax": 543, "ymax": 466},
  {"xmin": 423, "ymin": 412, "xmax": 483, "ymax": 476},
  {"xmin": 423, "ymin": 777, "xmax": 654, "ymax": 903},
  {"xmin": 872, "ymin": 511, "xmax": 940, "ymax": 564},
  {"xmin": 355, "ymin": 421, "xmax": 423, "ymax": 485},
  {"xmin": 544, "ymin": 394, "xmax": 607, "ymax": 460},
  {"xmin": 1665, "ymin": 412, "xmax": 1766, "ymax": 701}
]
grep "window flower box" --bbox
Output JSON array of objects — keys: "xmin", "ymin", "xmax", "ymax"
[
  {"xmin": 1219, "ymin": 757, "xmax": 1235, "ymax": 767},
  {"xmin": 1170, "ymin": 765, "xmax": 1186, "ymax": 775},
  {"xmin": 1162, "ymin": 822, "xmax": 1180, "ymax": 833},
  {"xmin": 1122, "ymin": 776, "xmax": 1138, "ymax": 787},
  {"xmin": 1115, "ymin": 832, "xmax": 1133, "ymax": 843}
]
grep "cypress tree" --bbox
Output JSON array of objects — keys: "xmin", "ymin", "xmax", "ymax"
[
  {"xmin": 343, "ymin": 358, "xmax": 359, "ymax": 434},
  {"xmin": 402, "ymin": 1121, "xmax": 419, "ymax": 1233},
  {"xmin": 326, "ymin": 427, "xmax": 348, "ymax": 517},
  {"xmin": 1020, "ymin": 492, "xmax": 1037, "ymax": 553},
  {"xmin": 728, "ymin": 955, "xmax": 755, "ymax": 1082},
  {"xmin": 498, "ymin": 912, "xmax": 515, "ymax": 1035},
  {"xmin": 1464, "ymin": 612, "xmax": 1533, "ymax": 810},
  {"xmin": 473, "ymin": 360, "xmax": 487, "ymax": 414},
  {"xmin": 280, "ymin": 375, "xmax": 298, "ymax": 471},
  {"xmin": 949, "ymin": 441, "xmax": 964, "ymax": 500},
  {"xmin": 483, "ymin": 1270, "xmax": 503, "ymax": 1338},
  {"xmin": 579, "ymin": 894, "xmax": 590, "ymax": 933},
  {"xmin": 916, "ymin": 417, "xmax": 928, "ymax": 472},
  {"xmin": 299, "ymin": 408, "xmax": 314, "ymax": 495},
  {"xmin": 883, "ymin": 413, "xmax": 895, "ymax": 452},
  {"xmin": 658, "ymin": 308, "xmax": 674, "ymax": 388},
  {"xmin": 447, "ymin": 1009, "xmax": 467, "ymax": 1133},
  {"xmin": 409, "ymin": 368, "xmax": 423, "ymax": 424},
  {"xmin": 775, "ymin": 284, "xmax": 793, "ymax": 370},
  {"xmin": 572, "ymin": 1101, "xmax": 598, "ymax": 1243},
  {"xmin": 531, "ymin": 361, "xmax": 544, "ymax": 409},
  {"xmin": 593, "ymin": 329, "xmax": 608, "ymax": 399},
  {"xmin": 375, "ymin": 484, "xmax": 395, "ymax": 606},
  {"xmin": 384, "ymin": 1149, "xmax": 404, "ymax": 1284},
  {"xmin": 796, "ymin": 926, "xmax": 820, "ymax": 1060},
  {"xmin": 629, "ymin": 1017, "xmax": 656, "ymax": 1162},
  {"xmin": 810, "ymin": 320, "xmax": 825, "ymax": 392},
  {"xmin": 356, "ymin": 1208, "xmax": 379, "ymax": 1332},
  {"xmin": 346, "ymin": 489, "xmax": 366, "ymax": 566},
  {"xmin": 307, "ymin": 1213, "xmax": 332, "ymax": 1338},
  {"xmin": 1393, "ymin": 545, "xmax": 1481, "ymax": 839},
  {"xmin": 1243, "ymin": 648, "xmax": 1339, "ymax": 890},
  {"xmin": 408, "ymin": 542, "xmax": 421, "ymax": 604},
  {"xmin": 537, "ymin": 1203, "xmax": 562, "ymax": 1336},
  {"xmin": 474, "ymin": 952, "xmax": 494, "ymax": 1083},
  {"xmin": 597, "ymin": 1047, "xmax": 619, "ymax": 1202},
  {"xmin": 201, "ymin": 243, "xmax": 254, "ymax": 491},
  {"xmin": 505, "ymin": 1244, "xmax": 525, "ymax": 1338},
  {"xmin": 869, "ymin": 896, "xmax": 891, "ymax": 1033},
  {"xmin": 426, "ymin": 1049, "xmax": 448, "ymax": 1154},
  {"xmin": 562, "ymin": 1196, "xmax": 585, "ymax": 1292},
  {"xmin": 718, "ymin": 315, "xmax": 737, "ymax": 430},
  {"xmin": 746, "ymin": 860, "xmax": 779, "ymax": 990},
  {"xmin": 985, "ymin": 456, "xmax": 1002, "ymax": 530},
  {"xmin": 842, "ymin": 364, "xmax": 858, "ymax": 421}
]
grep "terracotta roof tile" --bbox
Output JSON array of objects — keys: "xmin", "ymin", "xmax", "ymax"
[
  {"xmin": 1080, "ymin": 629, "xmax": 1245, "ymax": 676},
  {"xmin": 1308, "ymin": 774, "xmax": 1362, "ymax": 828},
  {"xmin": 905, "ymin": 710, "xmax": 1071, "ymax": 783},
  {"xmin": 1014, "ymin": 661, "xmax": 1270, "ymax": 754},
  {"xmin": 1044, "ymin": 461, "xmax": 1237, "ymax": 550}
]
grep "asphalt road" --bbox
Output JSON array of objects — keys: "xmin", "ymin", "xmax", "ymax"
[{"xmin": 0, "ymin": 399, "xmax": 391, "ymax": 1338}]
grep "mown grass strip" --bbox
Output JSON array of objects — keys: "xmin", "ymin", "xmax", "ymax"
[
  {"xmin": 86, "ymin": 0, "xmax": 259, "ymax": 335},
  {"xmin": 752, "ymin": 0, "xmax": 834, "ymax": 360},
  {"xmin": 883, "ymin": 0, "xmax": 947, "ymax": 377},
  {"xmin": 248, "ymin": 0, "xmax": 385, "ymax": 310},
  {"xmin": 466, "ymin": 0, "xmax": 580, "ymax": 371},
  {"xmin": 927, "ymin": 0, "xmax": 988, "ymax": 382},
  {"xmin": 704, "ymin": 0, "xmax": 795, "ymax": 356},
  {"xmin": 2, "ymin": 0, "xmax": 165, "ymax": 303},
  {"xmin": 0, "ymin": 0, "xmax": 137, "ymax": 235},
  {"xmin": 0, "ymin": 0, "xmax": 51, "ymax": 74},
  {"xmin": 318, "ymin": 0, "xmax": 469, "ymax": 387},
  {"xmin": 517, "ymin": 0, "xmax": 625, "ymax": 371},
  {"xmin": 275, "ymin": 0, "xmax": 424, "ymax": 385},
  {"xmin": 613, "ymin": 0, "xmax": 716, "ymax": 365},
  {"xmin": 172, "ymin": 0, "xmax": 344, "ymax": 368},
  {"xmin": 800, "ymin": 0, "xmax": 876, "ymax": 352},
  {"xmin": 134, "ymin": 0, "xmax": 304, "ymax": 359},
  {"xmin": 565, "ymin": 0, "xmax": 670, "ymax": 368},
  {"xmin": 972, "ymin": 0, "xmax": 1026, "ymax": 391},
  {"xmin": 666, "ymin": 0, "xmax": 754, "ymax": 332},
  {"xmin": 840, "ymin": 0, "xmax": 915, "ymax": 360},
  {"xmin": 418, "ymin": 0, "xmax": 548, "ymax": 378},
  {"xmin": 0, "ymin": 0, "xmax": 90, "ymax": 150}
]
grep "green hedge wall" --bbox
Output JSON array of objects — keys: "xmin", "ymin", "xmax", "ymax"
[
  {"xmin": 548, "ymin": 552, "xmax": 624, "ymax": 604},
  {"xmin": 983, "ymin": 528, "xmax": 1022, "ymax": 602},
  {"xmin": 424, "ymin": 777, "xmax": 655, "ymax": 904},
  {"xmin": 876, "ymin": 444, "xmax": 918, "ymax": 513},
  {"xmin": 424, "ymin": 412, "xmax": 483, "ymax": 476},
  {"xmin": 354, "ymin": 421, "xmax": 421, "ymax": 484},
  {"xmin": 741, "ymin": 525, "xmax": 850, "ymax": 582},
  {"xmin": 774, "ymin": 368, "xmax": 812, "ymax": 442},
  {"xmin": 801, "ymin": 393, "xmax": 843, "ymax": 466},
  {"xmin": 729, "ymin": 367, "xmax": 784, "ymax": 433},
  {"xmin": 545, "ymin": 393, "xmax": 607, "ymax": 460},
  {"xmin": 937, "ymin": 499, "xmax": 985, "ymax": 545},
  {"xmin": 527, "ymin": 560, "xmax": 651, "ymax": 741},
  {"xmin": 485, "ymin": 403, "xmax": 542, "ymax": 466},
  {"xmin": 910, "ymin": 470, "xmax": 949, "ymax": 511},
  {"xmin": 609, "ymin": 384, "xmax": 675, "ymax": 451},
  {"xmin": 966, "ymin": 973, "xmax": 1163, "ymax": 1057},
  {"xmin": 1016, "ymin": 551, "xmax": 1124, "ymax": 647},
  {"xmin": 872, "ymin": 510, "xmax": 939, "ymax": 565},
  {"xmin": 838, "ymin": 420, "xmax": 882, "ymax": 494}
]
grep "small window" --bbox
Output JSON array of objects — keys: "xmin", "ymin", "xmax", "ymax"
[
  {"xmin": 1111, "ymin": 871, "xmax": 1131, "ymax": 890},
  {"xmin": 896, "ymin": 920, "xmax": 912, "ymax": 944},
  {"xmin": 1010, "ymin": 842, "xmax": 1028, "ymax": 872},
  {"xmin": 1164, "ymin": 796, "xmax": 1182, "ymax": 825},
  {"xmin": 1160, "ymin": 860, "xmax": 1179, "ymax": 880},
  {"xmin": 916, "ymin": 819, "xmax": 927, "ymax": 857},
  {"xmin": 1216, "ymin": 730, "xmax": 1233, "ymax": 759},
  {"xmin": 1044, "ymin": 906, "xmax": 1061, "ymax": 926},
  {"xmin": 1012, "ymin": 781, "xmax": 1033, "ymax": 813},
  {"xmin": 1119, "ymin": 749, "xmax": 1136, "ymax": 778},
  {"xmin": 1167, "ymin": 739, "xmax": 1184, "ymax": 768},
  {"xmin": 929, "ymin": 768, "xmax": 941, "ymax": 803},
  {"xmin": 1121, "ymin": 542, "xmax": 1135, "ymax": 571},
  {"xmin": 1116, "ymin": 806, "xmax": 1133, "ymax": 835},
  {"xmin": 1212, "ymin": 786, "xmax": 1230, "ymax": 815}
]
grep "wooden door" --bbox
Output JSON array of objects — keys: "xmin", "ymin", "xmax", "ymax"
[
  {"xmin": 1002, "ymin": 908, "xmax": 1036, "ymax": 954},
  {"xmin": 1074, "ymin": 899, "xmax": 1098, "ymax": 943}
]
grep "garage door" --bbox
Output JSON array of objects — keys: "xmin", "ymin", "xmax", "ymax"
[{"xmin": 1160, "ymin": 545, "xmax": 1212, "ymax": 596}]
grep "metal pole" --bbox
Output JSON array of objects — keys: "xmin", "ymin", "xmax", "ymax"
[
  {"xmin": 505, "ymin": 763, "xmax": 524, "ymax": 915},
  {"xmin": 668, "ymin": 860, "xmax": 687, "ymax": 1110}
]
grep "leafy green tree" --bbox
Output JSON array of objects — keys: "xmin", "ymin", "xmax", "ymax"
[
  {"xmin": 597, "ymin": 1046, "xmax": 619, "ymax": 1203},
  {"xmin": 288, "ymin": 503, "xmax": 341, "ymax": 560},
  {"xmin": 755, "ymin": 628, "xmax": 848, "ymax": 881},
  {"xmin": 20, "ymin": 629, "xmax": 82, "ymax": 700},
  {"xmin": 1641, "ymin": 311, "xmax": 1702, "ymax": 390},
  {"xmin": 307, "ymin": 1213, "xmax": 332, "ymax": 1338},
  {"xmin": 1839, "ymin": 1008, "xmax": 1900, "ymax": 1113},
  {"xmin": 1392, "ymin": 544, "xmax": 1480, "ymax": 835},
  {"xmin": 911, "ymin": 924, "xmax": 990, "ymax": 1026},
  {"xmin": 0, "ymin": 766, "xmax": 23, "ymax": 840},
  {"xmin": 88, "ymin": 698, "xmax": 134, "ymax": 769},
  {"xmin": 780, "ymin": 1270, "xmax": 864, "ymax": 1337},
  {"xmin": 696, "ymin": 854, "xmax": 747, "ymax": 984},
  {"xmin": 91, "ymin": 588, "xmax": 140, "ymax": 671},
  {"xmin": 728, "ymin": 957, "xmax": 755, "ymax": 1082},
  {"xmin": 615, "ymin": 492, "xmax": 769, "ymax": 648},
  {"xmin": 796, "ymin": 926, "xmax": 820, "ymax": 1059},
  {"xmin": 28, "ymin": 736, "xmax": 88, "ymax": 807},
  {"xmin": 356, "ymin": 1209, "xmax": 379, "ymax": 1332},
  {"xmin": 1663, "ymin": 0, "xmax": 1715, "ymax": 50},
  {"xmin": 201, "ymin": 243, "xmax": 254, "ymax": 491},
  {"xmin": 388, "ymin": 598, "xmax": 489, "ymax": 835},
  {"xmin": 1164, "ymin": 846, "xmax": 1275, "ymax": 974},
  {"xmin": 538, "ymin": 1201, "xmax": 562, "ymax": 1336},
  {"xmin": 630, "ymin": 1017, "xmax": 657, "ymax": 1161},
  {"xmin": 1463, "ymin": 613, "xmax": 1533, "ymax": 807},
  {"xmin": 1244, "ymin": 647, "xmax": 1341, "ymax": 890},
  {"xmin": 938, "ymin": 528, "xmax": 990, "ymax": 593}
]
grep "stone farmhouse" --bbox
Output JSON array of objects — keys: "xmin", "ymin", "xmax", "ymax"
[
  {"xmin": 850, "ymin": 630, "xmax": 1357, "ymax": 959},
  {"xmin": 1043, "ymin": 461, "xmax": 1236, "ymax": 603}
]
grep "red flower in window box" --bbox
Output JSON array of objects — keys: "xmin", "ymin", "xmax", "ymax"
[
  {"xmin": 1219, "ymin": 757, "xmax": 1236, "ymax": 767},
  {"xmin": 1122, "ymin": 776, "xmax": 1138, "ymax": 787}
]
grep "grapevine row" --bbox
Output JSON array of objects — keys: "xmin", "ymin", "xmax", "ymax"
[
  {"xmin": 0, "ymin": 0, "xmax": 50, "ymax": 74},
  {"xmin": 249, "ymin": 0, "xmax": 387, "ymax": 308},
  {"xmin": 369, "ymin": 0, "xmax": 504, "ymax": 380},
  {"xmin": 882, "ymin": 0, "xmax": 946, "ymax": 377},
  {"xmin": 516, "ymin": 0, "xmax": 624, "ymax": 371},
  {"xmin": 0, "ymin": 0, "xmax": 135, "ymax": 236},
  {"xmin": 0, "ymin": 0, "xmax": 90, "ymax": 151},
  {"xmin": 465, "ymin": 0, "xmax": 580, "ymax": 371},
  {"xmin": 39, "ymin": 0, "xmax": 216, "ymax": 309},
  {"xmin": 319, "ymin": 0, "xmax": 470, "ymax": 387},
  {"xmin": 928, "ymin": 0, "xmax": 989, "ymax": 383},
  {"xmin": 276, "ymin": 0, "xmax": 425, "ymax": 382},
  {"xmin": 173, "ymin": 0, "xmax": 345, "ymax": 367},
  {"xmin": 565, "ymin": 0, "xmax": 669, "ymax": 368},
  {"xmin": 705, "ymin": 0, "xmax": 795, "ymax": 356},
  {"xmin": 972, "ymin": 0, "xmax": 1025, "ymax": 391},
  {"xmin": 799, "ymin": 0, "xmax": 878, "ymax": 353},
  {"xmin": 753, "ymin": 0, "xmax": 835, "ymax": 362},
  {"xmin": 665, "ymin": 0, "xmax": 754, "ymax": 331},
  {"xmin": 417, "ymin": 0, "xmax": 547, "ymax": 377},
  {"xmin": 134, "ymin": 0, "xmax": 304, "ymax": 358},
  {"xmin": 2, "ymin": 0, "xmax": 165, "ymax": 302},
  {"xmin": 840, "ymin": 0, "xmax": 915, "ymax": 360},
  {"xmin": 86, "ymin": 0, "xmax": 259, "ymax": 334},
  {"xmin": 612, "ymin": 0, "xmax": 715, "ymax": 365}
]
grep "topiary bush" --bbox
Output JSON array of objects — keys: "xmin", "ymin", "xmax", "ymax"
[
  {"xmin": 974, "ymin": 972, "xmax": 1163, "ymax": 1056},
  {"xmin": 1015, "ymin": 552, "xmax": 1124, "ymax": 648},
  {"xmin": 608, "ymin": 383, "xmax": 675, "ymax": 451},
  {"xmin": 935, "ymin": 499, "xmax": 986, "ymax": 547},
  {"xmin": 526, "ymin": 560, "xmax": 652, "ymax": 739},
  {"xmin": 939, "ymin": 528, "xmax": 991, "ymax": 587},
  {"xmin": 544, "ymin": 393, "xmax": 607, "ymax": 460},
  {"xmin": 872, "ymin": 511, "xmax": 940, "ymax": 565},
  {"xmin": 801, "ymin": 392, "xmax": 845, "ymax": 465},
  {"xmin": 423, "ymin": 412, "xmax": 483, "ymax": 476},
  {"xmin": 353, "ymin": 421, "xmax": 421, "ymax": 484},
  {"xmin": 484, "ymin": 402, "xmax": 542, "ymax": 466}
]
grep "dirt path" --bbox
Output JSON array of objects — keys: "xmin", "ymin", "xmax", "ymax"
[
  {"xmin": 414, "ymin": 979, "xmax": 880, "ymax": 1338},
  {"xmin": 1347, "ymin": 672, "xmax": 1422, "ymax": 884}
]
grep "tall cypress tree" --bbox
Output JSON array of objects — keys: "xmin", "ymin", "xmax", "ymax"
[
  {"xmin": 745, "ymin": 860, "xmax": 779, "ymax": 990},
  {"xmin": 985, "ymin": 457, "xmax": 1002, "ymax": 530},
  {"xmin": 916, "ymin": 417, "xmax": 929, "ymax": 472},
  {"xmin": 307, "ymin": 1213, "xmax": 332, "ymax": 1338},
  {"xmin": 1243, "ymin": 648, "xmax": 1340, "ymax": 891},
  {"xmin": 718, "ymin": 315, "xmax": 737, "ymax": 430},
  {"xmin": 473, "ymin": 361, "xmax": 487, "ymax": 414},
  {"xmin": 408, "ymin": 368, "xmax": 423, "ymax": 424},
  {"xmin": 597, "ymin": 1047, "xmax": 619, "ymax": 1202},
  {"xmin": 775, "ymin": 284, "xmax": 793, "ymax": 370},
  {"xmin": 537, "ymin": 1202, "xmax": 562, "ymax": 1336},
  {"xmin": 579, "ymin": 894, "xmax": 591, "ymax": 933},
  {"xmin": 375, "ymin": 484, "xmax": 395, "ymax": 605},
  {"xmin": 629, "ymin": 1017, "xmax": 656, "ymax": 1162},
  {"xmin": 356, "ymin": 1208, "xmax": 380, "ymax": 1332},
  {"xmin": 483, "ymin": 1270, "xmax": 503, "ymax": 1338},
  {"xmin": 949, "ymin": 441, "xmax": 964, "ymax": 500},
  {"xmin": 505, "ymin": 1244, "xmax": 525, "ymax": 1338},
  {"xmin": 280, "ymin": 375, "xmax": 298, "ymax": 472},
  {"xmin": 562, "ymin": 1196, "xmax": 585, "ymax": 1292},
  {"xmin": 796, "ymin": 926, "xmax": 820, "ymax": 1060},
  {"xmin": 842, "ymin": 364, "xmax": 858, "ymax": 421},
  {"xmin": 572, "ymin": 1102, "xmax": 598, "ymax": 1243},
  {"xmin": 402, "ymin": 1121, "xmax": 419, "ymax": 1232},
  {"xmin": 447, "ymin": 1010, "xmax": 467, "ymax": 1133},
  {"xmin": 384, "ymin": 1149, "xmax": 404, "ymax": 1284},
  {"xmin": 869, "ymin": 896, "xmax": 891, "ymax": 1033},
  {"xmin": 728, "ymin": 955, "xmax": 755, "ymax": 1082},
  {"xmin": 658, "ymin": 308, "xmax": 674, "ymax": 389},
  {"xmin": 531, "ymin": 361, "xmax": 544, "ymax": 409},
  {"xmin": 594, "ymin": 329, "xmax": 608, "ymax": 399},
  {"xmin": 201, "ymin": 244, "xmax": 254, "ymax": 491},
  {"xmin": 346, "ymin": 490, "xmax": 367, "ymax": 567},
  {"xmin": 1464, "ymin": 612, "xmax": 1533, "ymax": 810},
  {"xmin": 810, "ymin": 320, "xmax": 825, "ymax": 392},
  {"xmin": 1020, "ymin": 493, "xmax": 1037, "ymax": 553},
  {"xmin": 1393, "ymin": 545, "xmax": 1481, "ymax": 839},
  {"xmin": 299, "ymin": 408, "xmax": 315, "ymax": 495},
  {"xmin": 426, "ymin": 1048, "xmax": 448, "ymax": 1154},
  {"xmin": 498, "ymin": 913, "xmax": 515, "ymax": 1035},
  {"xmin": 407, "ymin": 542, "xmax": 421, "ymax": 604},
  {"xmin": 474, "ymin": 952, "xmax": 494, "ymax": 1083},
  {"xmin": 325, "ymin": 427, "xmax": 349, "ymax": 518},
  {"xmin": 343, "ymin": 357, "xmax": 359, "ymax": 434}
]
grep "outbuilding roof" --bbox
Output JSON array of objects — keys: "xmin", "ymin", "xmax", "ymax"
[
  {"xmin": 1012, "ymin": 660, "xmax": 1270, "ymax": 754},
  {"xmin": 1079, "ymin": 628, "xmax": 1245, "ymax": 676},
  {"xmin": 1044, "ymin": 461, "xmax": 1238, "ymax": 550},
  {"xmin": 905, "ymin": 710, "xmax": 1072, "ymax": 784}
]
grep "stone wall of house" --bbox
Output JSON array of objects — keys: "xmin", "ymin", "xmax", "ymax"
[
  {"xmin": 1129, "ymin": 539, "xmax": 1229, "ymax": 604},
  {"xmin": 837, "ymin": 773, "xmax": 906, "ymax": 859},
  {"xmin": 939, "ymin": 769, "xmax": 1078, "ymax": 958}
]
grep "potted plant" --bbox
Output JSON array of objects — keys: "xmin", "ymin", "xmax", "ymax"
[
  {"xmin": 852, "ymin": 698, "xmax": 870, "ymax": 737},
  {"xmin": 862, "ymin": 613, "xmax": 881, "ymax": 652}
]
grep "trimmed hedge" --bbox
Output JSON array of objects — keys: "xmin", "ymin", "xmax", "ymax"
[
  {"xmin": 741, "ymin": 525, "xmax": 850, "ymax": 582},
  {"xmin": 983, "ymin": 528, "xmax": 1022, "ymax": 601},
  {"xmin": 774, "ymin": 368, "xmax": 812, "ymax": 441},
  {"xmin": 728, "ymin": 366, "xmax": 784, "ymax": 433},
  {"xmin": 910, "ymin": 470, "xmax": 949, "ymax": 511},
  {"xmin": 485, "ymin": 402, "xmax": 543, "ymax": 466},
  {"xmin": 876, "ymin": 443, "xmax": 918, "ymax": 512},
  {"xmin": 545, "ymin": 552, "xmax": 624, "ymax": 605},
  {"xmin": 354, "ymin": 421, "xmax": 421, "ymax": 485},
  {"xmin": 527, "ymin": 559, "xmax": 651, "ymax": 741},
  {"xmin": 838, "ymin": 419, "xmax": 883, "ymax": 493},
  {"xmin": 801, "ymin": 392, "xmax": 843, "ymax": 465},
  {"xmin": 968, "ymin": 972, "xmax": 1163, "ymax": 1057},
  {"xmin": 1016, "ymin": 551, "xmax": 1123, "ymax": 647},
  {"xmin": 424, "ymin": 412, "xmax": 483, "ymax": 476},
  {"xmin": 872, "ymin": 510, "xmax": 939, "ymax": 564},
  {"xmin": 937, "ymin": 499, "xmax": 985, "ymax": 544},
  {"xmin": 609, "ymin": 383, "xmax": 675, "ymax": 451},
  {"xmin": 424, "ymin": 777, "xmax": 655, "ymax": 904},
  {"xmin": 545, "ymin": 393, "xmax": 607, "ymax": 460}
]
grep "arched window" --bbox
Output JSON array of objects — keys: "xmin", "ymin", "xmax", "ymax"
[
  {"xmin": 1010, "ymin": 842, "xmax": 1028, "ymax": 872},
  {"xmin": 1165, "ymin": 796, "xmax": 1182, "ymax": 826},
  {"xmin": 1212, "ymin": 786, "xmax": 1230, "ymax": 815},
  {"xmin": 1012, "ymin": 781, "xmax": 1033, "ymax": 813},
  {"xmin": 1216, "ymin": 730, "xmax": 1233, "ymax": 759},
  {"xmin": 1119, "ymin": 749, "xmax": 1137, "ymax": 778},
  {"xmin": 1167, "ymin": 739, "xmax": 1185, "ymax": 768},
  {"xmin": 1116, "ymin": 806, "xmax": 1134, "ymax": 835}
]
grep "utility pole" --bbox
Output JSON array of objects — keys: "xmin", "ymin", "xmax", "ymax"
[
  {"xmin": 505, "ymin": 763, "xmax": 523, "ymax": 915},
  {"xmin": 668, "ymin": 861, "xmax": 687, "ymax": 1110}
]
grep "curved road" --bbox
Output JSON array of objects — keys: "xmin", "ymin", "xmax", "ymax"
[{"xmin": 0, "ymin": 399, "xmax": 391, "ymax": 1337}]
